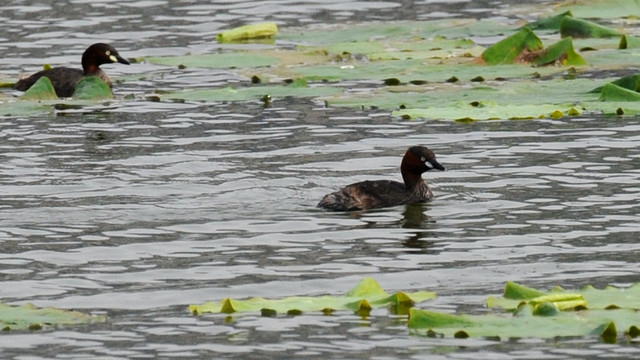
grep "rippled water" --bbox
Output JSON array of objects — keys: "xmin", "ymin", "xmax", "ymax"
[{"xmin": 2, "ymin": 0, "xmax": 640, "ymax": 359}]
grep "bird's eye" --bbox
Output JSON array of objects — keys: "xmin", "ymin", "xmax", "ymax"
[
  {"xmin": 105, "ymin": 50, "xmax": 111, "ymax": 56},
  {"xmin": 420, "ymin": 156, "xmax": 426, "ymax": 162}
]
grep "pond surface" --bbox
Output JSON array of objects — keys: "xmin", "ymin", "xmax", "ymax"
[{"xmin": 2, "ymin": 0, "xmax": 640, "ymax": 359}]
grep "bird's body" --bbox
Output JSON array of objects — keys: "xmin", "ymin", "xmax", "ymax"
[
  {"xmin": 318, "ymin": 146, "xmax": 445, "ymax": 211},
  {"xmin": 14, "ymin": 43, "xmax": 129, "ymax": 97}
]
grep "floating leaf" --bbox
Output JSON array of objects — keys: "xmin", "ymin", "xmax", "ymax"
[
  {"xmin": 531, "ymin": 37, "xmax": 586, "ymax": 66},
  {"xmin": 409, "ymin": 305, "xmax": 640, "ymax": 340},
  {"xmin": 556, "ymin": 0, "xmax": 640, "ymax": 20},
  {"xmin": 579, "ymin": 284, "xmax": 640, "ymax": 309},
  {"xmin": 392, "ymin": 103, "xmax": 578, "ymax": 121},
  {"xmin": 278, "ymin": 20, "xmax": 470, "ymax": 45},
  {"xmin": 560, "ymin": 17, "xmax": 620, "ymax": 38},
  {"xmin": 288, "ymin": 78, "xmax": 309, "ymax": 88},
  {"xmin": 20, "ymin": 76, "xmax": 58, "ymax": 100},
  {"xmin": 189, "ymin": 278, "xmax": 436, "ymax": 315},
  {"xmin": 160, "ymin": 84, "xmax": 342, "ymax": 102},
  {"xmin": 503, "ymin": 281, "xmax": 546, "ymax": 300},
  {"xmin": 146, "ymin": 52, "xmax": 279, "ymax": 69},
  {"xmin": 526, "ymin": 11, "xmax": 573, "ymax": 30},
  {"xmin": 599, "ymin": 83, "xmax": 640, "ymax": 101},
  {"xmin": 411, "ymin": 281, "xmax": 640, "ymax": 340},
  {"xmin": 591, "ymin": 73, "xmax": 640, "ymax": 93},
  {"xmin": 217, "ymin": 22, "xmax": 278, "ymax": 43},
  {"xmin": 480, "ymin": 27, "xmax": 543, "ymax": 65},
  {"xmin": 487, "ymin": 282, "xmax": 640, "ymax": 311},
  {"xmin": 325, "ymin": 41, "xmax": 386, "ymax": 57},
  {"xmin": 0, "ymin": 302, "xmax": 106, "ymax": 331},
  {"xmin": 619, "ymin": 34, "xmax": 640, "ymax": 49},
  {"xmin": 72, "ymin": 76, "xmax": 113, "ymax": 100}
]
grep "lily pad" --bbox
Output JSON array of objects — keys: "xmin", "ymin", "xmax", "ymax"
[
  {"xmin": 189, "ymin": 278, "xmax": 436, "ymax": 315},
  {"xmin": 599, "ymin": 83, "xmax": 640, "ymax": 101},
  {"xmin": 411, "ymin": 281, "xmax": 640, "ymax": 341},
  {"xmin": 393, "ymin": 103, "xmax": 580, "ymax": 121},
  {"xmin": 487, "ymin": 281, "xmax": 640, "ymax": 311},
  {"xmin": 409, "ymin": 305, "xmax": 640, "ymax": 341},
  {"xmin": 619, "ymin": 34, "xmax": 640, "ymax": 49},
  {"xmin": 526, "ymin": 11, "xmax": 574, "ymax": 31},
  {"xmin": 72, "ymin": 76, "xmax": 113, "ymax": 100},
  {"xmin": 0, "ymin": 302, "xmax": 106, "ymax": 331},
  {"xmin": 0, "ymin": 101, "xmax": 53, "ymax": 117},
  {"xmin": 531, "ymin": 37, "xmax": 586, "ymax": 66},
  {"xmin": 560, "ymin": 17, "xmax": 621, "ymax": 38},
  {"xmin": 479, "ymin": 27, "xmax": 543, "ymax": 65},
  {"xmin": 556, "ymin": 0, "xmax": 640, "ymax": 20},
  {"xmin": 160, "ymin": 83, "xmax": 342, "ymax": 102},
  {"xmin": 592, "ymin": 73, "xmax": 640, "ymax": 93},
  {"xmin": 20, "ymin": 76, "xmax": 58, "ymax": 100},
  {"xmin": 146, "ymin": 52, "xmax": 279, "ymax": 69},
  {"xmin": 217, "ymin": 22, "xmax": 278, "ymax": 43}
]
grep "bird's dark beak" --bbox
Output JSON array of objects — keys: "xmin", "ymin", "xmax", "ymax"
[
  {"xmin": 428, "ymin": 160, "xmax": 445, "ymax": 171},
  {"xmin": 115, "ymin": 54, "xmax": 130, "ymax": 65}
]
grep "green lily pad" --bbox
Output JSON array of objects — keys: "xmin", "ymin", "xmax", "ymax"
[
  {"xmin": 72, "ymin": 76, "xmax": 113, "ymax": 100},
  {"xmin": 411, "ymin": 281, "xmax": 640, "ymax": 341},
  {"xmin": 20, "ymin": 76, "xmax": 58, "ymax": 100},
  {"xmin": 325, "ymin": 76, "xmax": 600, "ymax": 120},
  {"xmin": 280, "ymin": 20, "xmax": 448, "ymax": 45},
  {"xmin": 0, "ymin": 302, "xmax": 106, "ymax": 331},
  {"xmin": 217, "ymin": 22, "xmax": 278, "ymax": 43},
  {"xmin": 503, "ymin": 280, "xmax": 546, "ymax": 299},
  {"xmin": 324, "ymin": 41, "xmax": 387, "ymax": 57},
  {"xmin": 409, "ymin": 305, "xmax": 640, "ymax": 341},
  {"xmin": 487, "ymin": 281, "xmax": 640, "ymax": 311},
  {"xmin": 599, "ymin": 82, "xmax": 640, "ymax": 101},
  {"xmin": 0, "ymin": 101, "xmax": 53, "ymax": 117},
  {"xmin": 146, "ymin": 52, "xmax": 279, "ymax": 69},
  {"xmin": 560, "ymin": 17, "xmax": 621, "ymax": 38},
  {"xmin": 480, "ymin": 27, "xmax": 543, "ymax": 65},
  {"xmin": 531, "ymin": 37, "xmax": 586, "ymax": 66},
  {"xmin": 393, "ymin": 103, "xmax": 580, "ymax": 121},
  {"xmin": 619, "ymin": 34, "xmax": 640, "ymax": 49},
  {"xmin": 160, "ymin": 83, "xmax": 342, "ymax": 102},
  {"xmin": 592, "ymin": 73, "xmax": 640, "ymax": 93},
  {"xmin": 189, "ymin": 278, "xmax": 436, "ymax": 315},
  {"xmin": 557, "ymin": 0, "xmax": 640, "ymax": 20},
  {"xmin": 526, "ymin": 11, "xmax": 574, "ymax": 30}
]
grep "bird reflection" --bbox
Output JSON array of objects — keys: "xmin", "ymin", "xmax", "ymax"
[
  {"xmin": 401, "ymin": 203, "xmax": 431, "ymax": 228},
  {"xmin": 401, "ymin": 203, "xmax": 437, "ymax": 251},
  {"xmin": 350, "ymin": 203, "xmax": 438, "ymax": 252}
]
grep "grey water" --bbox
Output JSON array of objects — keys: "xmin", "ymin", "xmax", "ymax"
[{"xmin": 2, "ymin": 0, "xmax": 640, "ymax": 359}]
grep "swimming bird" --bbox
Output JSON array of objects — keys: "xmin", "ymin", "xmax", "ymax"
[
  {"xmin": 318, "ymin": 146, "xmax": 445, "ymax": 211},
  {"xmin": 14, "ymin": 43, "xmax": 130, "ymax": 97}
]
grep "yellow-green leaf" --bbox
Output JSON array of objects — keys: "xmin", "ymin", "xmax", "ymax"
[
  {"xmin": 0, "ymin": 303, "xmax": 106, "ymax": 331},
  {"xmin": 480, "ymin": 27, "xmax": 543, "ymax": 65},
  {"xmin": 409, "ymin": 306, "xmax": 640, "ymax": 340},
  {"xmin": 189, "ymin": 278, "xmax": 436, "ymax": 315},
  {"xmin": 217, "ymin": 22, "xmax": 278, "ymax": 43},
  {"xmin": 532, "ymin": 37, "xmax": 586, "ymax": 66},
  {"xmin": 619, "ymin": 34, "xmax": 640, "ymax": 49}
]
